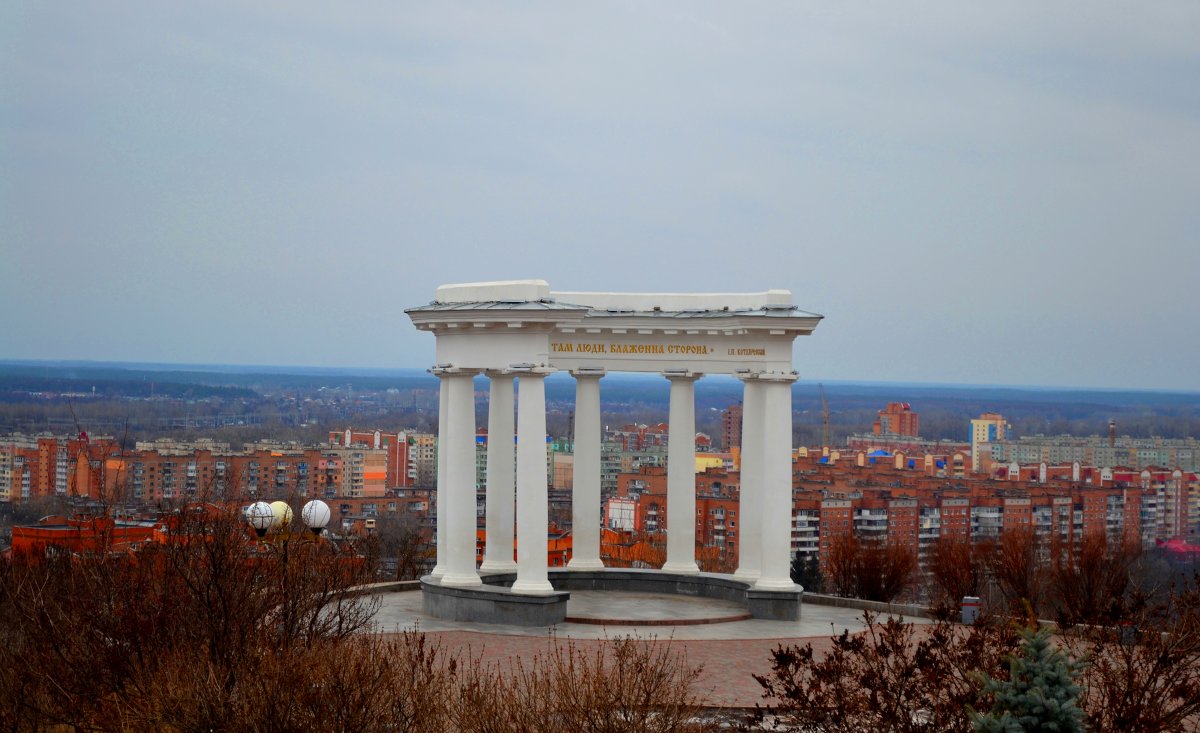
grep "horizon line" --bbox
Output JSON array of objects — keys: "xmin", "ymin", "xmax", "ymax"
[{"xmin": 2, "ymin": 358, "xmax": 1197, "ymax": 397}]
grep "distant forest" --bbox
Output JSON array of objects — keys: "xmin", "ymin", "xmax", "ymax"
[{"xmin": 1, "ymin": 361, "xmax": 1198, "ymax": 449}]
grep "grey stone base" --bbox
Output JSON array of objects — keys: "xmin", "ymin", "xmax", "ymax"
[
  {"xmin": 746, "ymin": 588, "xmax": 804, "ymax": 621},
  {"xmin": 420, "ymin": 577, "xmax": 568, "ymax": 626},
  {"xmin": 419, "ymin": 568, "xmax": 802, "ymax": 626},
  {"xmin": 544, "ymin": 568, "xmax": 747, "ymax": 601}
]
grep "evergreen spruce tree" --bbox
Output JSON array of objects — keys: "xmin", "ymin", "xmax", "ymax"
[
  {"xmin": 972, "ymin": 626, "xmax": 1086, "ymax": 733},
  {"xmin": 789, "ymin": 553, "xmax": 822, "ymax": 593}
]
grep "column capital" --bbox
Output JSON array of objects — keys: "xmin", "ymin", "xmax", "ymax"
[
  {"xmin": 507, "ymin": 363, "xmax": 556, "ymax": 377},
  {"xmin": 482, "ymin": 368, "xmax": 516, "ymax": 379},
  {"xmin": 429, "ymin": 364, "xmax": 480, "ymax": 377},
  {"xmin": 733, "ymin": 369, "xmax": 798, "ymax": 383},
  {"xmin": 661, "ymin": 369, "xmax": 703, "ymax": 382},
  {"xmin": 569, "ymin": 367, "xmax": 607, "ymax": 379},
  {"xmin": 758, "ymin": 371, "xmax": 799, "ymax": 384},
  {"xmin": 733, "ymin": 369, "xmax": 758, "ymax": 384}
]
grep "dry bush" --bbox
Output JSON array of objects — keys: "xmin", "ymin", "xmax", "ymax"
[
  {"xmin": 119, "ymin": 631, "xmax": 454, "ymax": 732},
  {"xmin": 0, "ymin": 505, "xmax": 715, "ymax": 733},
  {"xmin": 1064, "ymin": 583, "xmax": 1200, "ymax": 733},
  {"xmin": 0, "ymin": 504, "xmax": 378, "ymax": 730},
  {"xmin": 754, "ymin": 612, "xmax": 1021, "ymax": 733},
  {"xmin": 451, "ymin": 636, "xmax": 716, "ymax": 733},
  {"xmin": 756, "ymin": 578, "xmax": 1200, "ymax": 733}
]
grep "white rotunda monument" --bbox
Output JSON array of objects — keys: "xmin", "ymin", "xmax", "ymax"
[{"xmin": 406, "ymin": 280, "xmax": 822, "ymax": 625}]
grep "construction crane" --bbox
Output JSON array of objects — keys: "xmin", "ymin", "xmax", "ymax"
[{"xmin": 818, "ymin": 384, "xmax": 831, "ymax": 448}]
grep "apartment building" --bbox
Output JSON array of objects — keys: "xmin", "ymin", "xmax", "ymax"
[
  {"xmin": 873, "ymin": 402, "xmax": 920, "ymax": 437},
  {"xmin": 328, "ymin": 428, "xmax": 419, "ymax": 488},
  {"xmin": 988, "ymin": 434, "xmax": 1200, "ymax": 472},
  {"xmin": 606, "ymin": 464, "xmax": 743, "ymax": 571},
  {"xmin": 0, "ymin": 433, "xmax": 122, "ymax": 502}
]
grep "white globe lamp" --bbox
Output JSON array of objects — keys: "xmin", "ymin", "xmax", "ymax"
[
  {"xmin": 301, "ymin": 499, "xmax": 331, "ymax": 537},
  {"xmin": 246, "ymin": 501, "xmax": 274, "ymax": 538}
]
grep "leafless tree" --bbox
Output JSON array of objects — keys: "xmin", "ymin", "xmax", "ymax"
[
  {"xmin": 927, "ymin": 535, "xmax": 988, "ymax": 617},
  {"xmin": 984, "ymin": 528, "xmax": 1046, "ymax": 622},
  {"xmin": 1049, "ymin": 532, "xmax": 1140, "ymax": 626},
  {"xmin": 824, "ymin": 533, "xmax": 917, "ymax": 603},
  {"xmin": 372, "ymin": 511, "xmax": 433, "ymax": 580}
]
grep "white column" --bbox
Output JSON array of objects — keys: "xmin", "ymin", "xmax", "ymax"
[
  {"xmin": 662, "ymin": 371, "xmax": 701, "ymax": 575},
  {"xmin": 733, "ymin": 375, "xmax": 763, "ymax": 582},
  {"xmin": 480, "ymin": 371, "xmax": 517, "ymax": 572},
  {"xmin": 440, "ymin": 370, "xmax": 482, "ymax": 587},
  {"xmin": 430, "ymin": 371, "xmax": 449, "ymax": 580},
  {"xmin": 512, "ymin": 368, "xmax": 554, "ymax": 594},
  {"xmin": 568, "ymin": 368, "xmax": 605, "ymax": 570},
  {"xmin": 755, "ymin": 373, "xmax": 799, "ymax": 591}
]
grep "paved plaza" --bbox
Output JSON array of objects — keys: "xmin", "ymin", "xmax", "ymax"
[{"xmin": 373, "ymin": 589, "xmax": 927, "ymax": 708}]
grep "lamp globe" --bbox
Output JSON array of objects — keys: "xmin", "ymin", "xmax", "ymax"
[
  {"xmin": 301, "ymin": 500, "xmax": 332, "ymax": 536},
  {"xmin": 269, "ymin": 500, "xmax": 293, "ymax": 530},
  {"xmin": 246, "ymin": 501, "xmax": 274, "ymax": 538}
]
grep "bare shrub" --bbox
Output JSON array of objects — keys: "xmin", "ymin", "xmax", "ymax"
[
  {"xmin": 121, "ymin": 631, "xmax": 454, "ymax": 732},
  {"xmin": 1064, "ymin": 582, "xmax": 1200, "ymax": 733},
  {"xmin": 0, "ymin": 507, "xmax": 714, "ymax": 733},
  {"xmin": 451, "ymin": 636, "xmax": 715, "ymax": 733},
  {"xmin": 0, "ymin": 503, "xmax": 378, "ymax": 729},
  {"xmin": 754, "ymin": 613, "xmax": 1021, "ymax": 733}
]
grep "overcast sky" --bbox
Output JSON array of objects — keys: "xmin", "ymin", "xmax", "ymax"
[{"xmin": 2, "ymin": 2, "xmax": 1197, "ymax": 391}]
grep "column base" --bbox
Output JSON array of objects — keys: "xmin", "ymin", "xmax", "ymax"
[
  {"xmin": 479, "ymin": 559, "xmax": 518, "ymax": 573},
  {"xmin": 732, "ymin": 568, "xmax": 761, "ymax": 583},
  {"xmin": 429, "ymin": 565, "xmax": 446, "ymax": 581},
  {"xmin": 753, "ymin": 577, "xmax": 798, "ymax": 591},
  {"xmin": 439, "ymin": 572, "xmax": 483, "ymax": 587},
  {"xmin": 566, "ymin": 558, "xmax": 606, "ymax": 571},
  {"xmin": 510, "ymin": 579, "xmax": 555, "ymax": 595},
  {"xmin": 661, "ymin": 561, "xmax": 700, "ymax": 575}
]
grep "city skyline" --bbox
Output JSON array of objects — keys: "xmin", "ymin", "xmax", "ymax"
[{"xmin": 3, "ymin": 3, "xmax": 1198, "ymax": 391}]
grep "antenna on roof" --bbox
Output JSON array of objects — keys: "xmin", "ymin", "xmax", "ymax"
[{"xmin": 819, "ymin": 384, "xmax": 831, "ymax": 449}]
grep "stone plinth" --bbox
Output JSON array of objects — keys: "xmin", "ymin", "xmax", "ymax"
[
  {"xmin": 420, "ymin": 576, "xmax": 568, "ymax": 627},
  {"xmin": 746, "ymin": 587, "xmax": 805, "ymax": 621},
  {"xmin": 419, "ymin": 569, "xmax": 801, "ymax": 626}
]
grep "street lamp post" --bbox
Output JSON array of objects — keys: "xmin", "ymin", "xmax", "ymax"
[{"xmin": 243, "ymin": 498, "xmax": 337, "ymax": 643}]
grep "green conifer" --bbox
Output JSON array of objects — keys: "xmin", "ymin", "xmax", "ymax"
[{"xmin": 972, "ymin": 626, "xmax": 1086, "ymax": 733}]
